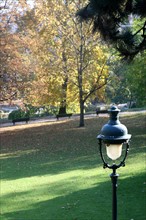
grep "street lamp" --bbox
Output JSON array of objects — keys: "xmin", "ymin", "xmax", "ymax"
[{"xmin": 97, "ymin": 105, "xmax": 131, "ymax": 220}]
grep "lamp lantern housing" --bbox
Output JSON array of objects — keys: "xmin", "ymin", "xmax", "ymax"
[{"xmin": 97, "ymin": 105, "xmax": 131, "ymax": 161}]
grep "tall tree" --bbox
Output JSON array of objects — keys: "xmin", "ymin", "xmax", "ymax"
[
  {"xmin": 76, "ymin": 0, "xmax": 146, "ymax": 60},
  {"xmin": 24, "ymin": 0, "xmax": 109, "ymax": 126},
  {"xmin": 0, "ymin": 0, "xmax": 31, "ymax": 102}
]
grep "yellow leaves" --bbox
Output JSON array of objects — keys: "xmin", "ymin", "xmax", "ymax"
[{"xmin": 22, "ymin": 0, "xmax": 111, "ymax": 107}]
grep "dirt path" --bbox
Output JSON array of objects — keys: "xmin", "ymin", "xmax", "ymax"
[{"xmin": 0, "ymin": 110, "xmax": 146, "ymax": 128}]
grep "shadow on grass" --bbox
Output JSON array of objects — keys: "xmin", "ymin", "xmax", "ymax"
[
  {"xmin": 0, "ymin": 114, "xmax": 146, "ymax": 181},
  {"xmin": 1, "ymin": 138, "xmax": 145, "ymax": 181},
  {"xmin": 0, "ymin": 151, "xmax": 101, "ymax": 180},
  {"xmin": 0, "ymin": 115, "xmax": 146, "ymax": 220},
  {"xmin": 0, "ymin": 118, "xmax": 103, "ymax": 180},
  {"xmin": 1, "ymin": 171, "xmax": 145, "ymax": 220}
]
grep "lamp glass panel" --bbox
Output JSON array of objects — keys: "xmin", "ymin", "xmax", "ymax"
[{"xmin": 106, "ymin": 144, "xmax": 123, "ymax": 160}]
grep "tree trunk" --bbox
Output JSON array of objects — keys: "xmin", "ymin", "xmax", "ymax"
[
  {"xmin": 79, "ymin": 100, "xmax": 85, "ymax": 127},
  {"xmin": 58, "ymin": 50, "xmax": 68, "ymax": 115},
  {"xmin": 58, "ymin": 76, "xmax": 68, "ymax": 114},
  {"xmin": 78, "ymin": 20, "xmax": 85, "ymax": 127},
  {"xmin": 58, "ymin": 105, "xmax": 67, "ymax": 114}
]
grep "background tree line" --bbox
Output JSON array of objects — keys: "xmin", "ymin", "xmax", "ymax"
[{"xmin": 0, "ymin": 0, "xmax": 146, "ymax": 126}]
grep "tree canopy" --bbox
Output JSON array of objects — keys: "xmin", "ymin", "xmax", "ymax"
[
  {"xmin": 19, "ymin": 0, "xmax": 110, "ymax": 126},
  {"xmin": 0, "ymin": 0, "xmax": 31, "ymax": 102},
  {"xmin": 76, "ymin": 0, "xmax": 146, "ymax": 60}
]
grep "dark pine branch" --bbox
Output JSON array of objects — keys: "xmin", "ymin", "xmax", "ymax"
[{"xmin": 76, "ymin": 0, "xmax": 146, "ymax": 60}]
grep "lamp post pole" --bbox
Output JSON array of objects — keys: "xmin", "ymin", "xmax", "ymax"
[{"xmin": 110, "ymin": 168, "xmax": 119, "ymax": 220}]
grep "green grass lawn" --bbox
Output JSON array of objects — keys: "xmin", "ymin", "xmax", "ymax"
[{"xmin": 0, "ymin": 113, "xmax": 146, "ymax": 220}]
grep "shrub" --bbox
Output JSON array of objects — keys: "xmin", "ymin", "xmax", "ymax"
[
  {"xmin": 24, "ymin": 105, "xmax": 59, "ymax": 117},
  {"xmin": 84, "ymin": 104, "xmax": 97, "ymax": 113},
  {"xmin": 8, "ymin": 109, "xmax": 30, "ymax": 120}
]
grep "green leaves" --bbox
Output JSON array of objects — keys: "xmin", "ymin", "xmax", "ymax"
[{"xmin": 8, "ymin": 109, "xmax": 30, "ymax": 120}]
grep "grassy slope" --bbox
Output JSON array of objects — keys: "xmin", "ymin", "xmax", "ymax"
[{"xmin": 0, "ymin": 113, "xmax": 146, "ymax": 220}]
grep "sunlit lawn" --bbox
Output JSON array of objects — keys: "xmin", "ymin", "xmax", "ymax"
[{"xmin": 0, "ymin": 113, "xmax": 146, "ymax": 220}]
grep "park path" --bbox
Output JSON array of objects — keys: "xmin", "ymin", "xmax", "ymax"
[
  {"xmin": 0, "ymin": 110, "xmax": 146, "ymax": 128},
  {"xmin": 0, "ymin": 113, "xmax": 97, "ymax": 128}
]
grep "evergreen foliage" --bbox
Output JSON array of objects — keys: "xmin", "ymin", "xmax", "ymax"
[
  {"xmin": 76, "ymin": 0, "xmax": 146, "ymax": 60},
  {"xmin": 8, "ymin": 109, "xmax": 30, "ymax": 120}
]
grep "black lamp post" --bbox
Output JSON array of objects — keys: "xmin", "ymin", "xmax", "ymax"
[{"xmin": 97, "ymin": 105, "xmax": 131, "ymax": 220}]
